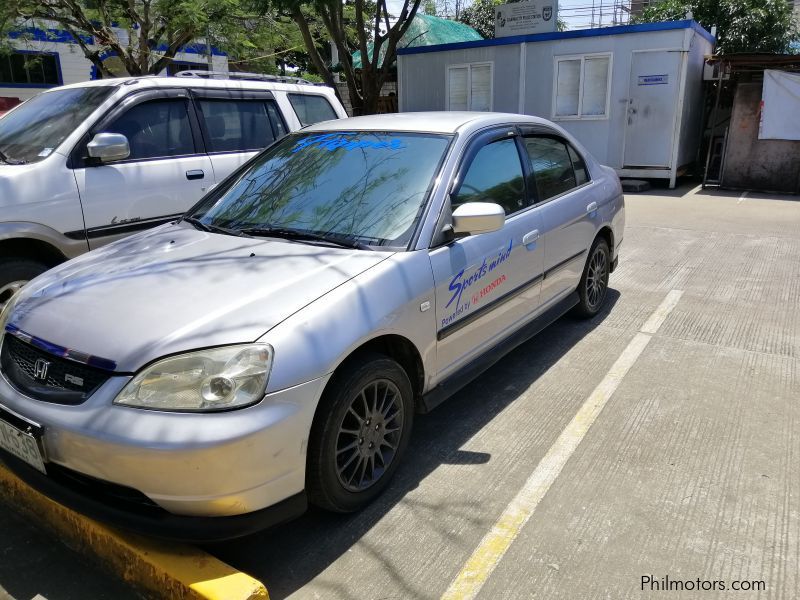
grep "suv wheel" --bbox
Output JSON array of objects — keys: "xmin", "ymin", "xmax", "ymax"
[
  {"xmin": 574, "ymin": 237, "xmax": 610, "ymax": 318},
  {"xmin": 307, "ymin": 353, "xmax": 414, "ymax": 513},
  {"xmin": 0, "ymin": 258, "xmax": 48, "ymax": 312}
]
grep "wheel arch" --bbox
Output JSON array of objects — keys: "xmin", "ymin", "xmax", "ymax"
[
  {"xmin": 0, "ymin": 237, "xmax": 67, "ymax": 268},
  {"xmin": 322, "ymin": 334, "xmax": 426, "ymax": 413},
  {"xmin": 596, "ymin": 225, "xmax": 615, "ymax": 271}
]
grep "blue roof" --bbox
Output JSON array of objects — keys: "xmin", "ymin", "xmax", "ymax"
[{"xmin": 397, "ymin": 19, "xmax": 715, "ymax": 56}]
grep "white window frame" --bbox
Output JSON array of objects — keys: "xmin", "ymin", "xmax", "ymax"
[
  {"xmin": 551, "ymin": 53, "xmax": 613, "ymax": 121},
  {"xmin": 446, "ymin": 62, "xmax": 494, "ymax": 112}
]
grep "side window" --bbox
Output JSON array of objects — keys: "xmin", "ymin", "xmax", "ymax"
[
  {"xmin": 454, "ymin": 138, "xmax": 526, "ymax": 216},
  {"xmin": 265, "ymin": 102, "xmax": 287, "ymax": 138},
  {"xmin": 523, "ymin": 137, "xmax": 577, "ymax": 201},
  {"xmin": 288, "ymin": 94, "xmax": 337, "ymax": 126},
  {"xmin": 103, "ymin": 99, "xmax": 194, "ymax": 161},
  {"xmin": 197, "ymin": 99, "xmax": 277, "ymax": 153},
  {"xmin": 568, "ymin": 145, "xmax": 589, "ymax": 186}
]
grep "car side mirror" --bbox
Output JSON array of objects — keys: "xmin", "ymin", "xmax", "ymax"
[
  {"xmin": 87, "ymin": 133, "xmax": 130, "ymax": 163},
  {"xmin": 452, "ymin": 202, "xmax": 506, "ymax": 235}
]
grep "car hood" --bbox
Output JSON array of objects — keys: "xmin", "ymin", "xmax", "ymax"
[{"xmin": 10, "ymin": 223, "xmax": 391, "ymax": 372}]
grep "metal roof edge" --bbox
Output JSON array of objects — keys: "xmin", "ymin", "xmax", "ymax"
[{"xmin": 397, "ymin": 19, "xmax": 715, "ymax": 56}]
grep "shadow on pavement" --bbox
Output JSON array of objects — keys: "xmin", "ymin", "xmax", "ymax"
[{"xmin": 206, "ymin": 290, "xmax": 620, "ymax": 599}]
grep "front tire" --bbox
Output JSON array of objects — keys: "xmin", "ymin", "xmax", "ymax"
[
  {"xmin": 0, "ymin": 258, "xmax": 49, "ymax": 312},
  {"xmin": 574, "ymin": 237, "xmax": 610, "ymax": 318},
  {"xmin": 306, "ymin": 353, "xmax": 414, "ymax": 513}
]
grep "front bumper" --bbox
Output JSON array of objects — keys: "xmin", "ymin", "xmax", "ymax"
[
  {"xmin": 0, "ymin": 371, "xmax": 330, "ymax": 537},
  {"xmin": 0, "ymin": 451, "xmax": 306, "ymax": 542}
]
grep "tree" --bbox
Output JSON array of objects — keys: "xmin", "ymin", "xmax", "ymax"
[
  {"xmin": 457, "ymin": 0, "xmax": 500, "ymax": 38},
  {"xmin": 632, "ymin": 0, "xmax": 797, "ymax": 54},
  {"xmin": 0, "ymin": 0, "xmax": 292, "ymax": 77},
  {"xmin": 272, "ymin": 0, "xmax": 423, "ymax": 115}
]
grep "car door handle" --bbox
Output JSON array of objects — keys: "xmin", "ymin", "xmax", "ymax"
[
  {"xmin": 586, "ymin": 202, "xmax": 598, "ymax": 213},
  {"xmin": 522, "ymin": 229, "xmax": 539, "ymax": 245},
  {"xmin": 186, "ymin": 169, "xmax": 205, "ymax": 180}
]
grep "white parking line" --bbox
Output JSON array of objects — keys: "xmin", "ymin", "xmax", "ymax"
[
  {"xmin": 441, "ymin": 290, "xmax": 685, "ymax": 600},
  {"xmin": 737, "ymin": 190, "xmax": 749, "ymax": 204}
]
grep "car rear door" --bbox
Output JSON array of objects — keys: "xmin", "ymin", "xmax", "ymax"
[
  {"xmin": 191, "ymin": 89, "xmax": 288, "ymax": 184},
  {"xmin": 429, "ymin": 128, "xmax": 545, "ymax": 381},
  {"xmin": 519, "ymin": 127, "xmax": 599, "ymax": 307},
  {"xmin": 72, "ymin": 88, "xmax": 214, "ymax": 248}
]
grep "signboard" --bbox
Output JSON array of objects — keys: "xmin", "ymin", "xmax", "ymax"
[
  {"xmin": 494, "ymin": 0, "xmax": 557, "ymax": 38},
  {"xmin": 638, "ymin": 74, "xmax": 669, "ymax": 86}
]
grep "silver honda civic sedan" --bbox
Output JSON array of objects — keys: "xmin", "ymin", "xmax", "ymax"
[{"xmin": 0, "ymin": 112, "xmax": 623, "ymax": 540}]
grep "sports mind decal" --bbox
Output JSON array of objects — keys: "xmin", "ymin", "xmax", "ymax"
[{"xmin": 442, "ymin": 240, "xmax": 513, "ymax": 328}]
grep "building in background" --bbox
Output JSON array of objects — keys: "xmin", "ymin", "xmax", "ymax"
[
  {"xmin": 0, "ymin": 24, "xmax": 227, "ymax": 110},
  {"xmin": 398, "ymin": 19, "xmax": 713, "ymax": 187}
]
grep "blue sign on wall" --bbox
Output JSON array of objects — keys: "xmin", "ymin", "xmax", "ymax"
[{"xmin": 638, "ymin": 74, "xmax": 669, "ymax": 85}]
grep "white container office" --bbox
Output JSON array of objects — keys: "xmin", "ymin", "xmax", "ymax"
[{"xmin": 397, "ymin": 20, "xmax": 714, "ymax": 187}]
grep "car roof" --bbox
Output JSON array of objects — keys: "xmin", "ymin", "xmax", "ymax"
[
  {"xmin": 50, "ymin": 75, "xmax": 336, "ymax": 95},
  {"xmin": 302, "ymin": 111, "xmax": 554, "ymax": 134}
]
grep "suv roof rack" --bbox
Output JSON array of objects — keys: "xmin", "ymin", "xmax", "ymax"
[{"xmin": 173, "ymin": 70, "xmax": 321, "ymax": 86}]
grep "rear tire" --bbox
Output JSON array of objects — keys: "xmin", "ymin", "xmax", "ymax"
[
  {"xmin": 574, "ymin": 238, "xmax": 610, "ymax": 318},
  {"xmin": 306, "ymin": 353, "xmax": 414, "ymax": 513},
  {"xmin": 0, "ymin": 258, "xmax": 48, "ymax": 312}
]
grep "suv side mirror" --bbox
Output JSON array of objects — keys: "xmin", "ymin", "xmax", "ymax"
[
  {"xmin": 452, "ymin": 202, "xmax": 505, "ymax": 235},
  {"xmin": 87, "ymin": 133, "xmax": 130, "ymax": 163}
]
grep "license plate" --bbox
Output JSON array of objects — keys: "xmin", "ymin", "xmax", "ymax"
[{"xmin": 0, "ymin": 408, "xmax": 46, "ymax": 474}]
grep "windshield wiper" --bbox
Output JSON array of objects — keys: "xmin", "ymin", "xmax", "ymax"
[
  {"xmin": 0, "ymin": 148, "xmax": 25, "ymax": 165},
  {"xmin": 181, "ymin": 216, "xmax": 244, "ymax": 237},
  {"xmin": 239, "ymin": 226, "xmax": 372, "ymax": 250}
]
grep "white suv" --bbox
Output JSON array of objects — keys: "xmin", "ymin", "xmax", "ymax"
[{"xmin": 0, "ymin": 73, "xmax": 347, "ymax": 309}]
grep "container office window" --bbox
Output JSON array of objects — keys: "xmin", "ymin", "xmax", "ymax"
[
  {"xmin": 0, "ymin": 51, "xmax": 61, "ymax": 87},
  {"xmin": 553, "ymin": 54, "xmax": 611, "ymax": 119},
  {"xmin": 447, "ymin": 63, "xmax": 492, "ymax": 111}
]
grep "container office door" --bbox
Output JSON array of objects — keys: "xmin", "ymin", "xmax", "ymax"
[{"xmin": 623, "ymin": 50, "xmax": 683, "ymax": 168}]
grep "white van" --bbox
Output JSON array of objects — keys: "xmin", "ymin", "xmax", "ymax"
[{"xmin": 0, "ymin": 72, "xmax": 347, "ymax": 308}]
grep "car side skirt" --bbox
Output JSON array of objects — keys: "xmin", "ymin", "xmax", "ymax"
[{"xmin": 420, "ymin": 291, "xmax": 579, "ymax": 414}]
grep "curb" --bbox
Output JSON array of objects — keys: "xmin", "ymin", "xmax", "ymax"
[{"xmin": 0, "ymin": 463, "xmax": 268, "ymax": 600}]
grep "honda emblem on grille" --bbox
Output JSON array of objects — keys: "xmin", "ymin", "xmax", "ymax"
[{"xmin": 33, "ymin": 358, "xmax": 50, "ymax": 381}]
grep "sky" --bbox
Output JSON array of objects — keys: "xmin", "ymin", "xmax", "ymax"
[{"xmin": 385, "ymin": 0, "xmax": 632, "ymax": 31}]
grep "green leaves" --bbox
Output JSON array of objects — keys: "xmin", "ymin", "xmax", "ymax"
[{"xmin": 632, "ymin": 0, "xmax": 798, "ymax": 54}]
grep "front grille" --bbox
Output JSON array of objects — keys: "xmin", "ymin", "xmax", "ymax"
[{"xmin": 0, "ymin": 334, "xmax": 112, "ymax": 404}]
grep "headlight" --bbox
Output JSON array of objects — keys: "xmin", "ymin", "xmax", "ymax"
[{"xmin": 114, "ymin": 344, "xmax": 273, "ymax": 412}]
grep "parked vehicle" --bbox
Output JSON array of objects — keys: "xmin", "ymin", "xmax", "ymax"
[
  {"xmin": 0, "ymin": 72, "xmax": 346, "ymax": 310},
  {"xmin": 0, "ymin": 112, "xmax": 624, "ymax": 540}
]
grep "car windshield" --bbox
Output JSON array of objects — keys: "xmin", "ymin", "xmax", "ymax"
[
  {"xmin": 0, "ymin": 86, "xmax": 115, "ymax": 164},
  {"xmin": 189, "ymin": 131, "xmax": 452, "ymax": 249}
]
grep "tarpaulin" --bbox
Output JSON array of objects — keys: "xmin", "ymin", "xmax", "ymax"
[{"xmin": 759, "ymin": 69, "xmax": 800, "ymax": 141}]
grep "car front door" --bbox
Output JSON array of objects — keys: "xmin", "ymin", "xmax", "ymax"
[
  {"xmin": 520, "ymin": 131, "xmax": 598, "ymax": 307},
  {"xmin": 72, "ymin": 89, "xmax": 214, "ymax": 248},
  {"xmin": 192, "ymin": 89, "xmax": 288, "ymax": 184},
  {"xmin": 429, "ymin": 129, "xmax": 545, "ymax": 381}
]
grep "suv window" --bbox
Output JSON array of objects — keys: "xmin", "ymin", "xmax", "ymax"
[
  {"xmin": 523, "ymin": 137, "xmax": 577, "ymax": 201},
  {"xmin": 454, "ymin": 138, "xmax": 526, "ymax": 216},
  {"xmin": 103, "ymin": 99, "xmax": 195, "ymax": 161},
  {"xmin": 197, "ymin": 99, "xmax": 283, "ymax": 152},
  {"xmin": 288, "ymin": 94, "xmax": 337, "ymax": 126}
]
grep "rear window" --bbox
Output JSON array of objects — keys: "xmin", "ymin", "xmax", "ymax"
[
  {"xmin": 197, "ymin": 99, "xmax": 283, "ymax": 152},
  {"xmin": 288, "ymin": 94, "xmax": 338, "ymax": 126}
]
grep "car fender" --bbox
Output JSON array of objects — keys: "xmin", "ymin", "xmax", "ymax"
[{"xmin": 260, "ymin": 249, "xmax": 437, "ymax": 395}]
